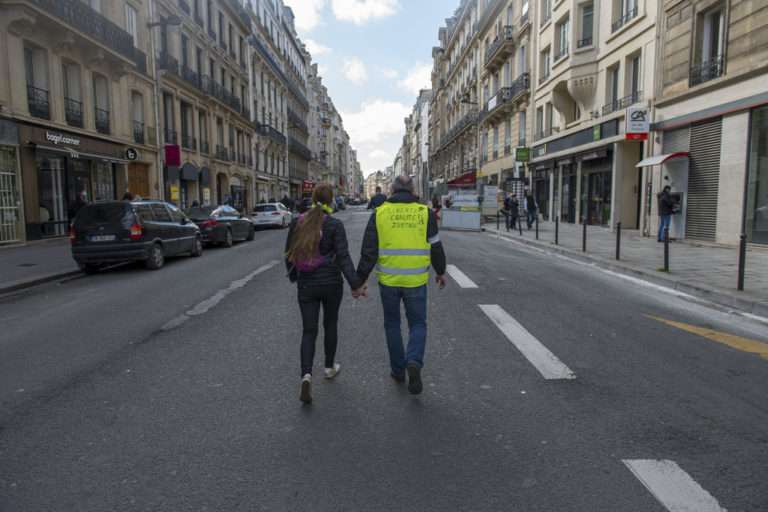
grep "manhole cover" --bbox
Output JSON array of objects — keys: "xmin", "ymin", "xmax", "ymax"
[{"xmin": 17, "ymin": 263, "xmax": 37, "ymax": 267}]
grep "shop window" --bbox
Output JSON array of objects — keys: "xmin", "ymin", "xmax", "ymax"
[
  {"xmin": 93, "ymin": 162, "xmax": 115, "ymax": 201},
  {"xmin": 746, "ymin": 106, "xmax": 768, "ymax": 244}
]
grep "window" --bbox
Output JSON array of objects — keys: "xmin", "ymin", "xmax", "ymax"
[
  {"xmin": 518, "ymin": 111, "xmax": 526, "ymax": 146},
  {"xmin": 199, "ymin": 111, "xmax": 208, "ymax": 150},
  {"xmin": 628, "ymin": 54, "xmax": 640, "ymax": 100},
  {"xmin": 196, "ymin": 48, "xmax": 203, "ymax": 73},
  {"xmin": 540, "ymin": 47, "xmax": 551, "ymax": 82},
  {"xmin": 125, "ymin": 4, "xmax": 138, "ymax": 46},
  {"xmin": 612, "ymin": 0, "xmax": 638, "ymax": 32},
  {"xmin": 541, "ymin": 0, "xmax": 551, "ymax": 25},
  {"xmin": 481, "ymin": 130, "xmax": 489, "ymax": 163},
  {"xmin": 504, "ymin": 119, "xmax": 512, "ymax": 153},
  {"xmin": 180, "ymin": 102, "xmax": 194, "ymax": 149},
  {"xmin": 218, "ymin": 13, "xmax": 224, "ymax": 44},
  {"xmin": 217, "ymin": 117, "xmax": 224, "ymax": 146},
  {"xmin": 579, "ymin": 3, "xmax": 594, "ymax": 48},
  {"xmin": 556, "ymin": 17, "xmax": 570, "ymax": 60},
  {"xmin": 63, "ymin": 62, "xmax": 82, "ymax": 127},
  {"xmin": 93, "ymin": 74, "xmax": 110, "ymax": 134},
  {"xmin": 207, "ymin": 1, "xmax": 214, "ymax": 31},
  {"xmin": 89, "ymin": 0, "xmax": 101, "ymax": 12},
  {"xmin": 608, "ymin": 65, "xmax": 620, "ymax": 105},
  {"xmin": 519, "ymin": 46, "xmax": 527, "ymax": 74},
  {"xmin": 24, "ymin": 45, "xmax": 49, "ymax": 119},
  {"xmin": 150, "ymin": 204, "xmax": 172, "ymax": 222},
  {"xmin": 181, "ymin": 34, "xmax": 189, "ymax": 69},
  {"xmin": 228, "ymin": 24, "xmax": 233, "ymax": 52},
  {"xmin": 493, "ymin": 126, "xmax": 499, "ymax": 159},
  {"xmin": 131, "ymin": 92, "xmax": 144, "ymax": 144},
  {"xmin": 545, "ymin": 102, "xmax": 554, "ymax": 134},
  {"xmin": 209, "ymin": 58, "xmax": 215, "ymax": 79},
  {"xmin": 163, "ymin": 93, "xmax": 175, "ymax": 143},
  {"xmin": 167, "ymin": 204, "xmax": 185, "ymax": 224},
  {"xmin": 692, "ymin": 4, "xmax": 725, "ymax": 85}
]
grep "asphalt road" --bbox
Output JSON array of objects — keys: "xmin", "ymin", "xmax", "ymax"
[{"xmin": 1, "ymin": 208, "xmax": 766, "ymax": 511}]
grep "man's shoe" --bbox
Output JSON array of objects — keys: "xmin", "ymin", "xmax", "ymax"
[
  {"xmin": 324, "ymin": 363, "xmax": 341, "ymax": 379},
  {"xmin": 406, "ymin": 364, "xmax": 423, "ymax": 395},
  {"xmin": 300, "ymin": 374, "xmax": 312, "ymax": 404},
  {"xmin": 390, "ymin": 372, "xmax": 405, "ymax": 384}
]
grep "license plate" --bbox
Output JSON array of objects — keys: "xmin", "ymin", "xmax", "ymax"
[{"xmin": 89, "ymin": 235, "xmax": 116, "ymax": 242}]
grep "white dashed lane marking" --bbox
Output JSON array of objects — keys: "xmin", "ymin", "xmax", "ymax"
[
  {"xmin": 446, "ymin": 264, "xmax": 479, "ymax": 289},
  {"xmin": 623, "ymin": 459, "xmax": 727, "ymax": 512},
  {"xmin": 479, "ymin": 304, "xmax": 576, "ymax": 380}
]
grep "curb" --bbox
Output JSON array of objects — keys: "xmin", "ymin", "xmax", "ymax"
[
  {"xmin": 486, "ymin": 228, "xmax": 768, "ymax": 317},
  {"xmin": 0, "ymin": 270, "xmax": 83, "ymax": 295}
]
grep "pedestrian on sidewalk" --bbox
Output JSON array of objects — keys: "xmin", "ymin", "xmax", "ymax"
[
  {"xmin": 285, "ymin": 183, "xmax": 365, "ymax": 404},
  {"xmin": 367, "ymin": 186, "xmax": 387, "ymax": 209},
  {"xmin": 658, "ymin": 185, "xmax": 674, "ymax": 242},
  {"xmin": 524, "ymin": 190, "xmax": 538, "ymax": 230},
  {"xmin": 431, "ymin": 195, "xmax": 442, "ymax": 222},
  {"xmin": 355, "ymin": 175, "xmax": 447, "ymax": 395},
  {"xmin": 504, "ymin": 193, "xmax": 519, "ymax": 232}
]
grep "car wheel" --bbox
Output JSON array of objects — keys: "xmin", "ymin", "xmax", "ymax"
[
  {"xmin": 145, "ymin": 243, "xmax": 165, "ymax": 270},
  {"xmin": 191, "ymin": 236, "xmax": 203, "ymax": 257},
  {"xmin": 223, "ymin": 228, "xmax": 234, "ymax": 248},
  {"xmin": 80, "ymin": 263, "xmax": 101, "ymax": 275},
  {"xmin": 246, "ymin": 226, "xmax": 255, "ymax": 241}
]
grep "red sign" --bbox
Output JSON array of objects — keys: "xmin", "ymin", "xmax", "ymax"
[
  {"xmin": 447, "ymin": 170, "xmax": 477, "ymax": 188},
  {"xmin": 302, "ymin": 180, "xmax": 315, "ymax": 194},
  {"xmin": 626, "ymin": 132, "xmax": 648, "ymax": 141},
  {"xmin": 164, "ymin": 144, "xmax": 181, "ymax": 166}
]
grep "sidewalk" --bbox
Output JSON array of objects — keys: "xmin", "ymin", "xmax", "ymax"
[
  {"xmin": 0, "ymin": 239, "xmax": 80, "ymax": 293},
  {"xmin": 483, "ymin": 219, "xmax": 768, "ymax": 317}
]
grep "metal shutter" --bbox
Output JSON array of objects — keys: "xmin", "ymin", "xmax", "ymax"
[
  {"xmin": 662, "ymin": 127, "xmax": 690, "ymax": 153},
  {"xmin": 686, "ymin": 119, "xmax": 722, "ymax": 241}
]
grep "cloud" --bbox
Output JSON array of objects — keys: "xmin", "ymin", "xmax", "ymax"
[
  {"xmin": 304, "ymin": 39, "xmax": 331, "ymax": 56},
  {"xmin": 285, "ymin": 0, "xmax": 326, "ymax": 32},
  {"xmin": 331, "ymin": 0, "xmax": 399, "ymax": 25},
  {"xmin": 342, "ymin": 57, "xmax": 368, "ymax": 85},
  {"xmin": 341, "ymin": 99, "xmax": 411, "ymax": 172},
  {"xmin": 397, "ymin": 62, "xmax": 432, "ymax": 96},
  {"xmin": 380, "ymin": 67, "xmax": 399, "ymax": 79}
]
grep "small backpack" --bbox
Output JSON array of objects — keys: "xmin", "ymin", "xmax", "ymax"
[{"xmin": 292, "ymin": 214, "xmax": 330, "ymax": 273}]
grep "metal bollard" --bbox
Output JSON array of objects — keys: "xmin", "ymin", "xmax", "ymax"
[
  {"xmin": 615, "ymin": 222, "xmax": 622, "ymax": 261},
  {"xmin": 582, "ymin": 219, "xmax": 587, "ymax": 252},
  {"xmin": 535, "ymin": 215, "xmax": 539, "ymax": 240},
  {"xmin": 664, "ymin": 227, "xmax": 670, "ymax": 272},
  {"xmin": 737, "ymin": 233, "xmax": 747, "ymax": 291},
  {"xmin": 555, "ymin": 216, "xmax": 559, "ymax": 245}
]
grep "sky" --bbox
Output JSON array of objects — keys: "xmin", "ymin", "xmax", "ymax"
[{"xmin": 283, "ymin": 0, "xmax": 458, "ymax": 176}]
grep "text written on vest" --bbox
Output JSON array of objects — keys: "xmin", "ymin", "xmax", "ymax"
[{"xmin": 387, "ymin": 211, "xmax": 426, "ymax": 230}]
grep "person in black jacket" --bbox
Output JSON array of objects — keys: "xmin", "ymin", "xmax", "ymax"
[
  {"xmin": 367, "ymin": 186, "xmax": 387, "ymax": 209},
  {"xmin": 285, "ymin": 183, "xmax": 363, "ymax": 404},
  {"xmin": 658, "ymin": 185, "xmax": 675, "ymax": 242}
]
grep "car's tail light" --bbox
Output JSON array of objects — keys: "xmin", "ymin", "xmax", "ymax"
[
  {"xmin": 200, "ymin": 219, "xmax": 218, "ymax": 229},
  {"xmin": 271, "ymin": 212, "xmax": 281, "ymax": 216},
  {"xmin": 129, "ymin": 223, "xmax": 143, "ymax": 240}
]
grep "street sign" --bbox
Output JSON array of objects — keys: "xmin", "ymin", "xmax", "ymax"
[
  {"xmin": 125, "ymin": 148, "xmax": 139, "ymax": 161},
  {"xmin": 515, "ymin": 147, "xmax": 530, "ymax": 162},
  {"xmin": 626, "ymin": 106, "xmax": 649, "ymax": 140}
]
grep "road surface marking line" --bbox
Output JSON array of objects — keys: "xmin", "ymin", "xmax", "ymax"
[
  {"xmin": 446, "ymin": 264, "xmax": 479, "ymax": 288},
  {"xmin": 623, "ymin": 459, "xmax": 727, "ymax": 512},
  {"xmin": 479, "ymin": 305, "xmax": 575, "ymax": 380},
  {"xmin": 161, "ymin": 260, "xmax": 280, "ymax": 331},
  {"xmin": 647, "ymin": 315, "xmax": 768, "ymax": 360}
]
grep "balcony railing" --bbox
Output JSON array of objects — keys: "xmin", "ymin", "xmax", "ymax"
[
  {"xmin": 215, "ymin": 144, "xmax": 229, "ymax": 161},
  {"xmin": 482, "ymin": 73, "xmax": 530, "ymax": 120},
  {"xmin": 611, "ymin": 6, "xmax": 638, "ymax": 33},
  {"xmin": 288, "ymin": 109, "xmax": 308, "ymax": 133},
  {"xmin": 181, "ymin": 66, "xmax": 200, "ymax": 89},
  {"xmin": 256, "ymin": 123, "xmax": 287, "ymax": 145},
  {"xmin": 30, "ymin": 0, "xmax": 138, "ymax": 65},
  {"xmin": 64, "ymin": 97, "xmax": 83, "ymax": 127},
  {"xmin": 484, "ymin": 25, "xmax": 514, "ymax": 67},
  {"xmin": 288, "ymin": 137, "xmax": 313, "ymax": 160},
  {"xmin": 200, "ymin": 140, "xmax": 210, "ymax": 154},
  {"xmin": 440, "ymin": 111, "xmax": 479, "ymax": 149},
  {"xmin": 158, "ymin": 51, "xmax": 179, "ymax": 76},
  {"xmin": 181, "ymin": 134, "xmax": 196, "ymax": 150},
  {"xmin": 95, "ymin": 108, "xmax": 110, "ymax": 134},
  {"xmin": 133, "ymin": 121, "xmax": 145, "ymax": 144},
  {"xmin": 26, "ymin": 85, "xmax": 50, "ymax": 119},
  {"xmin": 690, "ymin": 55, "xmax": 724, "ymax": 86},
  {"xmin": 577, "ymin": 36, "xmax": 593, "ymax": 48},
  {"xmin": 179, "ymin": 0, "xmax": 191, "ymax": 15},
  {"xmin": 241, "ymin": 106, "xmax": 251, "ymax": 121},
  {"xmin": 601, "ymin": 90, "xmax": 643, "ymax": 116},
  {"xmin": 164, "ymin": 128, "xmax": 178, "ymax": 144}
]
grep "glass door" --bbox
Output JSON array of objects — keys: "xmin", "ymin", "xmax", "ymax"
[
  {"xmin": 67, "ymin": 159, "xmax": 91, "ymax": 221},
  {"xmin": 37, "ymin": 154, "xmax": 67, "ymax": 236}
]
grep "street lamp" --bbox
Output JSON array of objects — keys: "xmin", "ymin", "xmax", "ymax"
[{"xmin": 146, "ymin": 7, "xmax": 182, "ymax": 201}]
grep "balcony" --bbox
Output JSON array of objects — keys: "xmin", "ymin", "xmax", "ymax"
[
  {"xmin": 288, "ymin": 109, "xmax": 308, "ymax": 133},
  {"xmin": 321, "ymin": 116, "xmax": 331, "ymax": 127},
  {"xmin": 179, "ymin": 0, "xmax": 191, "ymax": 15},
  {"xmin": 256, "ymin": 123, "xmax": 287, "ymax": 145},
  {"xmin": 481, "ymin": 73, "xmax": 530, "ymax": 124},
  {"xmin": 64, "ymin": 97, "xmax": 83, "ymax": 127},
  {"xmin": 215, "ymin": 145, "xmax": 229, "ymax": 161},
  {"xmin": 237, "ymin": 151, "xmax": 246, "ymax": 165},
  {"xmin": 288, "ymin": 137, "xmax": 313, "ymax": 161},
  {"xmin": 26, "ymin": 85, "xmax": 50, "ymax": 119},
  {"xmin": 200, "ymin": 140, "xmax": 210, "ymax": 154},
  {"xmin": 577, "ymin": 36, "xmax": 593, "ymax": 48},
  {"xmin": 133, "ymin": 121, "xmax": 145, "ymax": 144},
  {"xmin": 95, "ymin": 108, "xmax": 110, "ymax": 134},
  {"xmin": 181, "ymin": 66, "xmax": 201, "ymax": 89},
  {"xmin": 484, "ymin": 26, "xmax": 514, "ymax": 71},
  {"xmin": 611, "ymin": 6, "xmax": 638, "ymax": 33},
  {"xmin": 690, "ymin": 56, "xmax": 724, "ymax": 86},
  {"xmin": 158, "ymin": 51, "xmax": 180, "ymax": 76},
  {"xmin": 164, "ymin": 128, "xmax": 178, "ymax": 145},
  {"xmin": 439, "ymin": 111, "xmax": 479, "ymax": 150},
  {"xmin": 601, "ymin": 90, "xmax": 643, "ymax": 116},
  {"xmin": 241, "ymin": 105, "xmax": 251, "ymax": 121},
  {"xmin": 181, "ymin": 134, "xmax": 196, "ymax": 151}
]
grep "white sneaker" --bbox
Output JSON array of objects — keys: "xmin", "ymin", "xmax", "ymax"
[
  {"xmin": 324, "ymin": 363, "xmax": 341, "ymax": 380},
  {"xmin": 300, "ymin": 374, "xmax": 312, "ymax": 403}
]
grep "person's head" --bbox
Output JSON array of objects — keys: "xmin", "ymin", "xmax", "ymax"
[
  {"xmin": 375, "ymin": 186, "xmax": 382, "ymax": 194},
  {"xmin": 663, "ymin": 185, "xmax": 671, "ymax": 193},
  {"xmin": 391, "ymin": 175, "xmax": 414, "ymax": 195},
  {"xmin": 287, "ymin": 184, "xmax": 334, "ymax": 265},
  {"xmin": 122, "ymin": 191, "xmax": 135, "ymax": 201}
]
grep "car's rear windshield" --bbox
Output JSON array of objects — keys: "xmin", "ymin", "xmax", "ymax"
[
  {"xmin": 74, "ymin": 203, "xmax": 132, "ymax": 228},
  {"xmin": 254, "ymin": 205, "xmax": 276, "ymax": 212},
  {"xmin": 186, "ymin": 207, "xmax": 215, "ymax": 219}
]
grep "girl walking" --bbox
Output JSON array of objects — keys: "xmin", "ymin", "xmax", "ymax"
[{"xmin": 285, "ymin": 184, "xmax": 362, "ymax": 404}]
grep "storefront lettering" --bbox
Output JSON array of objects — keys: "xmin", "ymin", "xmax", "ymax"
[{"xmin": 46, "ymin": 132, "xmax": 81, "ymax": 146}]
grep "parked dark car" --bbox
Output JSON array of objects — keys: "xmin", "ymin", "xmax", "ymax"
[
  {"xmin": 185, "ymin": 205, "xmax": 255, "ymax": 247},
  {"xmin": 70, "ymin": 200, "xmax": 202, "ymax": 273}
]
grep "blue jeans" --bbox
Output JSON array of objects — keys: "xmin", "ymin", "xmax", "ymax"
[
  {"xmin": 658, "ymin": 215, "xmax": 671, "ymax": 241},
  {"xmin": 379, "ymin": 284, "xmax": 427, "ymax": 376}
]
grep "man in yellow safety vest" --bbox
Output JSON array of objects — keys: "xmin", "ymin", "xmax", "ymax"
[{"xmin": 356, "ymin": 175, "xmax": 447, "ymax": 395}]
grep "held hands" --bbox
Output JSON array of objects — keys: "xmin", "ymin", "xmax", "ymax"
[
  {"xmin": 435, "ymin": 274, "xmax": 447, "ymax": 290},
  {"xmin": 352, "ymin": 283, "xmax": 368, "ymax": 299}
]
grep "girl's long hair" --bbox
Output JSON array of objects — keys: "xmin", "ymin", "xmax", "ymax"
[{"xmin": 286, "ymin": 184, "xmax": 334, "ymax": 264}]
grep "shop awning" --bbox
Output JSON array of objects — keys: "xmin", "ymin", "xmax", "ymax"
[
  {"xmin": 636, "ymin": 152, "xmax": 689, "ymax": 168},
  {"xmin": 181, "ymin": 162, "xmax": 198, "ymax": 181}
]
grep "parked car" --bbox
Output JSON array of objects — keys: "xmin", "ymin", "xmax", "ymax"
[
  {"xmin": 251, "ymin": 203, "xmax": 293, "ymax": 228},
  {"xmin": 185, "ymin": 205, "xmax": 255, "ymax": 247},
  {"xmin": 70, "ymin": 200, "xmax": 202, "ymax": 273}
]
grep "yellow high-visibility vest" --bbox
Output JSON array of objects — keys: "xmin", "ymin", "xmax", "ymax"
[{"xmin": 375, "ymin": 202, "xmax": 431, "ymax": 287}]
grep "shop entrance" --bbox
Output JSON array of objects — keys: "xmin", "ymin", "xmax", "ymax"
[
  {"xmin": 128, "ymin": 163, "xmax": 150, "ymax": 198},
  {"xmin": 0, "ymin": 146, "xmax": 21, "ymax": 243},
  {"xmin": 581, "ymin": 171, "xmax": 613, "ymax": 226},
  {"xmin": 560, "ymin": 165, "xmax": 577, "ymax": 223},
  {"xmin": 37, "ymin": 155, "xmax": 67, "ymax": 236}
]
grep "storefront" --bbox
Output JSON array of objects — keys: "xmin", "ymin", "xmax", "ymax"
[
  {"xmin": 230, "ymin": 175, "xmax": 246, "ymax": 211},
  {"xmin": 532, "ymin": 166, "xmax": 550, "ymax": 221},
  {"xmin": 0, "ymin": 119, "xmax": 23, "ymax": 244},
  {"xmin": 179, "ymin": 162, "xmax": 199, "ymax": 210},
  {"xmin": 18, "ymin": 125, "xmax": 130, "ymax": 240},
  {"xmin": 579, "ymin": 149, "xmax": 613, "ymax": 226},
  {"xmin": 746, "ymin": 105, "xmax": 768, "ymax": 244},
  {"xmin": 559, "ymin": 160, "xmax": 577, "ymax": 224},
  {"xmin": 199, "ymin": 167, "xmax": 211, "ymax": 206}
]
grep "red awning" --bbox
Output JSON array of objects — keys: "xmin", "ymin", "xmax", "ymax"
[
  {"xmin": 447, "ymin": 170, "xmax": 477, "ymax": 187},
  {"xmin": 635, "ymin": 152, "xmax": 689, "ymax": 168}
]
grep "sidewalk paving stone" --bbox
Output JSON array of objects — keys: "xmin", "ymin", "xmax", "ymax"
[{"xmin": 0, "ymin": 239, "xmax": 80, "ymax": 293}]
